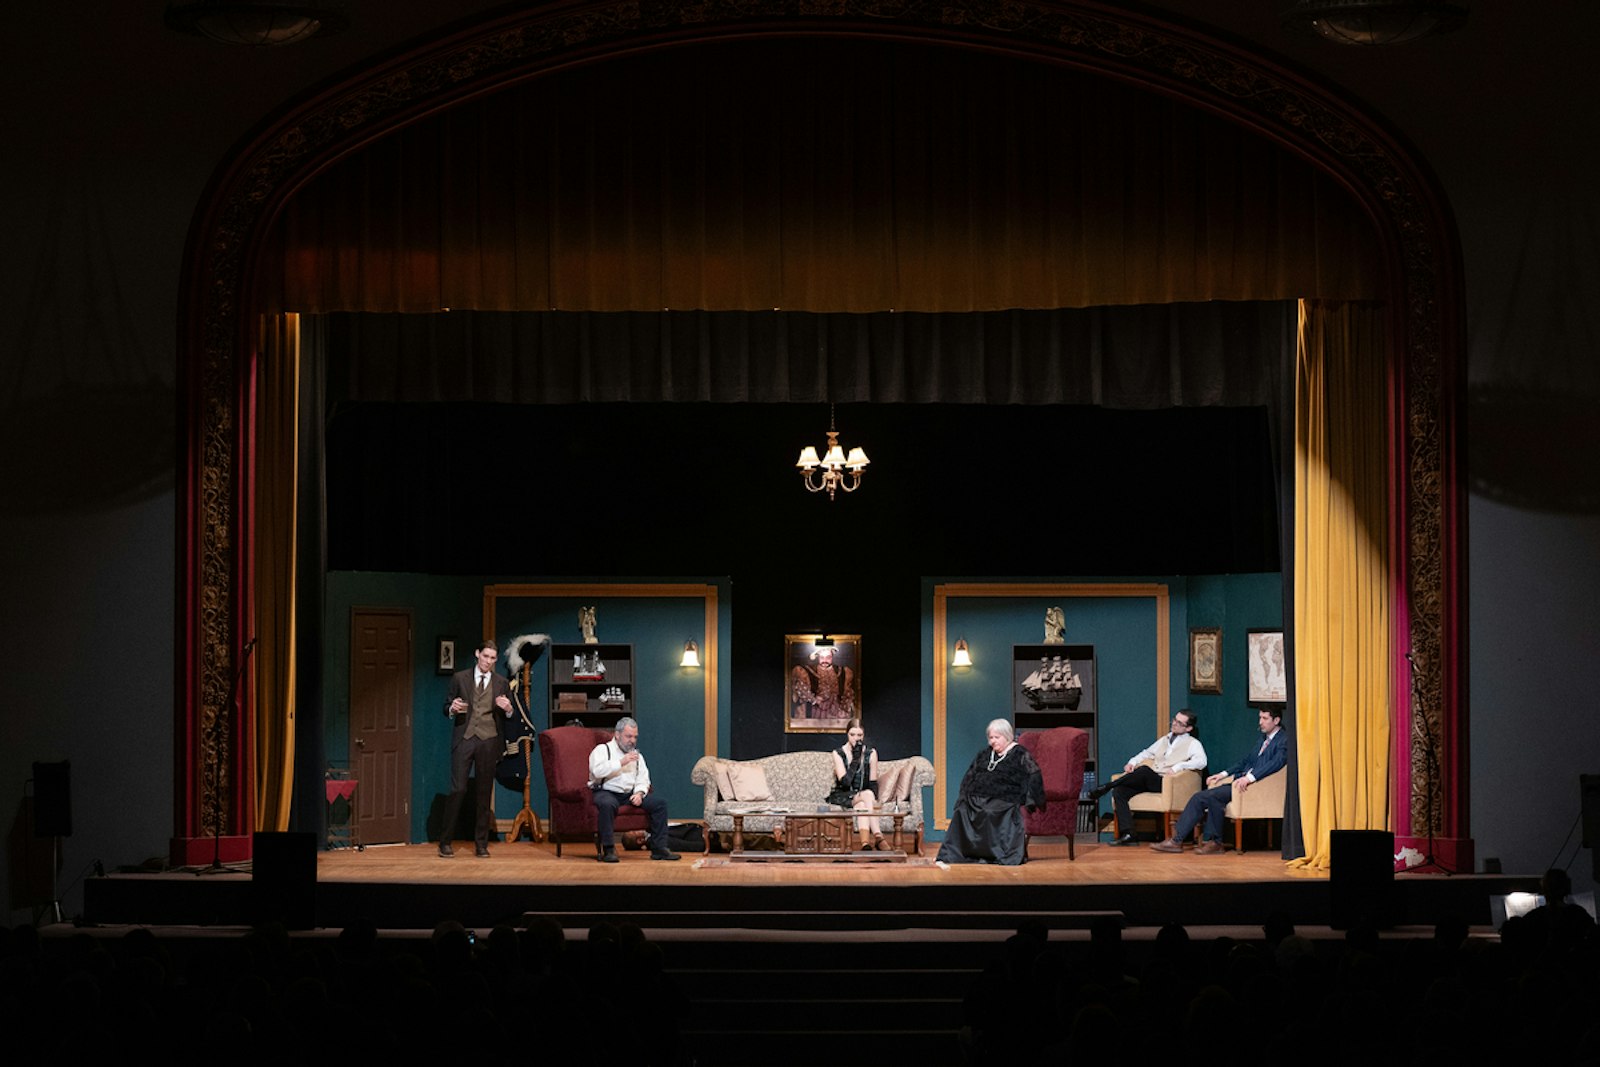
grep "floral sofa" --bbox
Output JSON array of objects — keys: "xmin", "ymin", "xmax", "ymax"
[{"xmin": 689, "ymin": 750, "xmax": 936, "ymax": 854}]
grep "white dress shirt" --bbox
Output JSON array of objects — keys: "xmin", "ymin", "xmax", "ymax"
[
  {"xmin": 589, "ymin": 739, "xmax": 652, "ymax": 796},
  {"xmin": 1126, "ymin": 733, "xmax": 1207, "ymax": 774}
]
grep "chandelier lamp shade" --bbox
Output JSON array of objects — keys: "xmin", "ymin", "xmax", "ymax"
[
  {"xmin": 1280, "ymin": 1, "xmax": 1468, "ymax": 46},
  {"xmin": 680, "ymin": 640, "xmax": 701, "ymax": 668},
  {"xmin": 796, "ymin": 406, "xmax": 869, "ymax": 501},
  {"xmin": 164, "ymin": 2, "xmax": 349, "ymax": 46}
]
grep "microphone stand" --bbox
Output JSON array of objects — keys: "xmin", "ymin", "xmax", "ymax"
[
  {"xmin": 1406, "ymin": 651, "xmax": 1455, "ymax": 875},
  {"xmin": 197, "ymin": 637, "xmax": 257, "ymax": 876}
]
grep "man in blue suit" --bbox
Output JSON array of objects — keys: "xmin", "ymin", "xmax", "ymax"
[{"xmin": 1152, "ymin": 707, "xmax": 1285, "ymax": 855}]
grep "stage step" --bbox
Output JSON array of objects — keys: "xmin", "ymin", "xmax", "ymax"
[
  {"xmin": 680, "ymin": 1026, "xmax": 962, "ymax": 1065},
  {"xmin": 672, "ymin": 958, "xmax": 977, "ymax": 1064},
  {"xmin": 520, "ymin": 907, "xmax": 1125, "ymax": 931}
]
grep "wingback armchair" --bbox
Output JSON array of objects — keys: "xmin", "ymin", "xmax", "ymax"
[
  {"xmin": 1018, "ymin": 726, "xmax": 1088, "ymax": 860},
  {"xmin": 1116, "ymin": 767, "xmax": 1204, "ymax": 841},
  {"xmin": 1221, "ymin": 770, "xmax": 1287, "ymax": 853},
  {"xmin": 538, "ymin": 725, "xmax": 652, "ymax": 856}
]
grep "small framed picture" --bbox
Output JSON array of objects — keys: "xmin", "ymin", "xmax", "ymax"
[
  {"xmin": 1246, "ymin": 629, "xmax": 1287, "ymax": 704},
  {"xmin": 785, "ymin": 634, "xmax": 861, "ymax": 734},
  {"xmin": 436, "ymin": 637, "xmax": 457, "ymax": 675},
  {"xmin": 1189, "ymin": 628, "xmax": 1222, "ymax": 694}
]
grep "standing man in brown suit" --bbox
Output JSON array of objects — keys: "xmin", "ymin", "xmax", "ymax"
[{"xmin": 439, "ymin": 639, "xmax": 513, "ymax": 857}]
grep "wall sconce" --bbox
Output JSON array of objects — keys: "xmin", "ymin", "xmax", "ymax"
[
  {"xmin": 952, "ymin": 638, "xmax": 972, "ymax": 669},
  {"xmin": 680, "ymin": 640, "xmax": 701, "ymax": 668}
]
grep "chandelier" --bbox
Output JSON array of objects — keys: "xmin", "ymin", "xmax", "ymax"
[
  {"xmin": 795, "ymin": 406, "xmax": 869, "ymax": 500},
  {"xmin": 1281, "ymin": 1, "xmax": 1467, "ymax": 46},
  {"xmin": 164, "ymin": 2, "xmax": 349, "ymax": 46}
]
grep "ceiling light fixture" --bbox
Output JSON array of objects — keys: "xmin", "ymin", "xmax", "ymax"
[
  {"xmin": 1281, "ymin": 1, "xmax": 1467, "ymax": 46},
  {"xmin": 795, "ymin": 405, "xmax": 869, "ymax": 500},
  {"xmin": 164, "ymin": 2, "xmax": 349, "ymax": 47}
]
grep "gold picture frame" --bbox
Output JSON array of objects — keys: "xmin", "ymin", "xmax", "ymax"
[
  {"xmin": 784, "ymin": 634, "xmax": 861, "ymax": 734},
  {"xmin": 1189, "ymin": 627, "xmax": 1222, "ymax": 694}
]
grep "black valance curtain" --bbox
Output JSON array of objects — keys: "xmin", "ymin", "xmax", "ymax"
[
  {"xmin": 326, "ymin": 301, "xmax": 1292, "ymax": 411},
  {"xmin": 269, "ymin": 38, "xmax": 1379, "ymax": 315}
]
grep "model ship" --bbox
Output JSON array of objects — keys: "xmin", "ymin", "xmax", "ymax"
[
  {"xmin": 572, "ymin": 650, "xmax": 607, "ymax": 681},
  {"xmin": 1020, "ymin": 655, "xmax": 1083, "ymax": 709}
]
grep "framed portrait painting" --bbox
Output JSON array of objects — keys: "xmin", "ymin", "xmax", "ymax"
[
  {"xmin": 785, "ymin": 634, "xmax": 861, "ymax": 734},
  {"xmin": 1246, "ymin": 629, "xmax": 1287, "ymax": 704},
  {"xmin": 1189, "ymin": 628, "xmax": 1222, "ymax": 694}
]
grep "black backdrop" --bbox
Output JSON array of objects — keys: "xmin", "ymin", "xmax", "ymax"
[{"xmin": 325, "ymin": 399, "xmax": 1280, "ymax": 760}]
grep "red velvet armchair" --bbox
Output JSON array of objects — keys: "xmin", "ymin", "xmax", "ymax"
[
  {"xmin": 538, "ymin": 725, "xmax": 652, "ymax": 856},
  {"xmin": 1018, "ymin": 726, "xmax": 1089, "ymax": 860}
]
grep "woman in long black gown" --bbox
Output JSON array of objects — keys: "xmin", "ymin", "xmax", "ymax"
[{"xmin": 937, "ymin": 718, "xmax": 1045, "ymax": 865}]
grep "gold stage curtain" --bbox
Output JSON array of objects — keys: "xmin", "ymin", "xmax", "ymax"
[
  {"xmin": 1289, "ymin": 300, "xmax": 1391, "ymax": 869},
  {"xmin": 254, "ymin": 313, "xmax": 300, "ymax": 832},
  {"xmin": 266, "ymin": 38, "xmax": 1379, "ymax": 314}
]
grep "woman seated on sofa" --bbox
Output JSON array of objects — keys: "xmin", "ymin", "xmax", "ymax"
[
  {"xmin": 827, "ymin": 718, "xmax": 889, "ymax": 851},
  {"xmin": 936, "ymin": 718, "xmax": 1045, "ymax": 865}
]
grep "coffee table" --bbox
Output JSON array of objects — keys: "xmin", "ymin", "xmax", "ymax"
[{"xmin": 728, "ymin": 808, "xmax": 909, "ymax": 862}]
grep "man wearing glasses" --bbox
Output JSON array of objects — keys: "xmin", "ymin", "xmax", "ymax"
[{"xmin": 1088, "ymin": 709, "xmax": 1207, "ymax": 846}]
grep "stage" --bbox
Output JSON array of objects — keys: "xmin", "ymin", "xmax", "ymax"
[{"xmin": 82, "ymin": 837, "xmax": 1526, "ymax": 933}]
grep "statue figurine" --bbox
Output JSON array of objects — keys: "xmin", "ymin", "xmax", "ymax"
[
  {"xmin": 579, "ymin": 605, "xmax": 598, "ymax": 644},
  {"xmin": 1044, "ymin": 606, "xmax": 1066, "ymax": 644}
]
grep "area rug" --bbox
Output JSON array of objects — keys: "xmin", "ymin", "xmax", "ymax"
[{"xmin": 693, "ymin": 855, "xmax": 938, "ymax": 869}]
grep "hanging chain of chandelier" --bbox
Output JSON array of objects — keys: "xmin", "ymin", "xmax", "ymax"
[{"xmin": 795, "ymin": 404, "xmax": 869, "ymax": 501}]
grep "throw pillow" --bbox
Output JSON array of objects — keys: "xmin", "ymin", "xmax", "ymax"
[
  {"xmin": 728, "ymin": 763, "xmax": 774, "ymax": 802},
  {"xmin": 713, "ymin": 760, "xmax": 736, "ymax": 801},
  {"xmin": 875, "ymin": 762, "xmax": 904, "ymax": 806},
  {"xmin": 892, "ymin": 760, "xmax": 915, "ymax": 802}
]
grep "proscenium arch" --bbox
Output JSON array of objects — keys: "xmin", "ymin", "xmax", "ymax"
[{"xmin": 174, "ymin": 0, "xmax": 1465, "ymax": 861}]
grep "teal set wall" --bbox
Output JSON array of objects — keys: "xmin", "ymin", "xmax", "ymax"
[
  {"xmin": 324, "ymin": 573, "xmax": 731, "ymax": 843},
  {"xmin": 1181, "ymin": 573, "xmax": 1285, "ymax": 768},
  {"xmin": 921, "ymin": 575, "xmax": 1281, "ymax": 818},
  {"xmin": 322, "ymin": 572, "xmax": 1274, "ymax": 844}
]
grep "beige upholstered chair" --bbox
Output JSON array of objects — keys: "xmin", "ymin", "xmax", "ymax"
[
  {"xmin": 1221, "ymin": 770, "xmax": 1287, "ymax": 852},
  {"xmin": 1115, "ymin": 766, "xmax": 1203, "ymax": 840}
]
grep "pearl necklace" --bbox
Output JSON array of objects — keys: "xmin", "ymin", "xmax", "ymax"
[{"xmin": 987, "ymin": 745, "xmax": 1010, "ymax": 771}]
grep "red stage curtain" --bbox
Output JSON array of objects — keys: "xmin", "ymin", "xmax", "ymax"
[{"xmin": 265, "ymin": 38, "xmax": 1379, "ymax": 314}]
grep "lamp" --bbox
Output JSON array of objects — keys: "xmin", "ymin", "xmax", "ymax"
[
  {"xmin": 796, "ymin": 405, "xmax": 869, "ymax": 500},
  {"xmin": 952, "ymin": 638, "xmax": 972, "ymax": 669},
  {"xmin": 680, "ymin": 640, "xmax": 701, "ymax": 668},
  {"xmin": 165, "ymin": 2, "xmax": 349, "ymax": 46},
  {"xmin": 1281, "ymin": 1, "xmax": 1467, "ymax": 46}
]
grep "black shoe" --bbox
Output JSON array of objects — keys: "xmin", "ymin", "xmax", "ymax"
[
  {"xmin": 650, "ymin": 849, "xmax": 681, "ymax": 861},
  {"xmin": 599, "ymin": 847, "xmax": 619, "ymax": 863},
  {"xmin": 475, "ymin": 845, "xmax": 491, "ymax": 858},
  {"xmin": 1105, "ymin": 833, "xmax": 1137, "ymax": 846},
  {"xmin": 1087, "ymin": 783, "xmax": 1113, "ymax": 801},
  {"xmin": 438, "ymin": 842, "xmax": 454, "ymax": 857}
]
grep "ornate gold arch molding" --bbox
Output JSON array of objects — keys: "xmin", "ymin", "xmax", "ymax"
[{"xmin": 174, "ymin": 0, "xmax": 1465, "ymax": 862}]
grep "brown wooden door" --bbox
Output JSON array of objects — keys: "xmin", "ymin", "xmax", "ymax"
[{"xmin": 350, "ymin": 609, "xmax": 412, "ymax": 844}]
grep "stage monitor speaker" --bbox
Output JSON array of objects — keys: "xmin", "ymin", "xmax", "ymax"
[
  {"xmin": 32, "ymin": 760, "xmax": 72, "ymax": 837},
  {"xmin": 1330, "ymin": 829, "xmax": 1395, "ymax": 929},
  {"xmin": 252, "ymin": 831, "xmax": 317, "ymax": 930}
]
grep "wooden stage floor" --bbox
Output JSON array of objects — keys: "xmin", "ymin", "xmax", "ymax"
[
  {"xmin": 318, "ymin": 837, "xmax": 1316, "ymax": 886},
  {"xmin": 84, "ymin": 837, "xmax": 1522, "ymax": 932}
]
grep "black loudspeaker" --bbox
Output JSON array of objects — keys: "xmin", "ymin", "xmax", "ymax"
[
  {"xmin": 252, "ymin": 831, "xmax": 317, "ymax": 929},
  {"xmin": 1330, "ymin": 829, "xmax": 1395, "ymax": 929},
  {"xmin": 1581, "ymin": 775, "xmax": 1600, "ymax": 880},
  {"xmin": 32, "ymin": 761, "xmax": 72, "ymax": 837}
]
